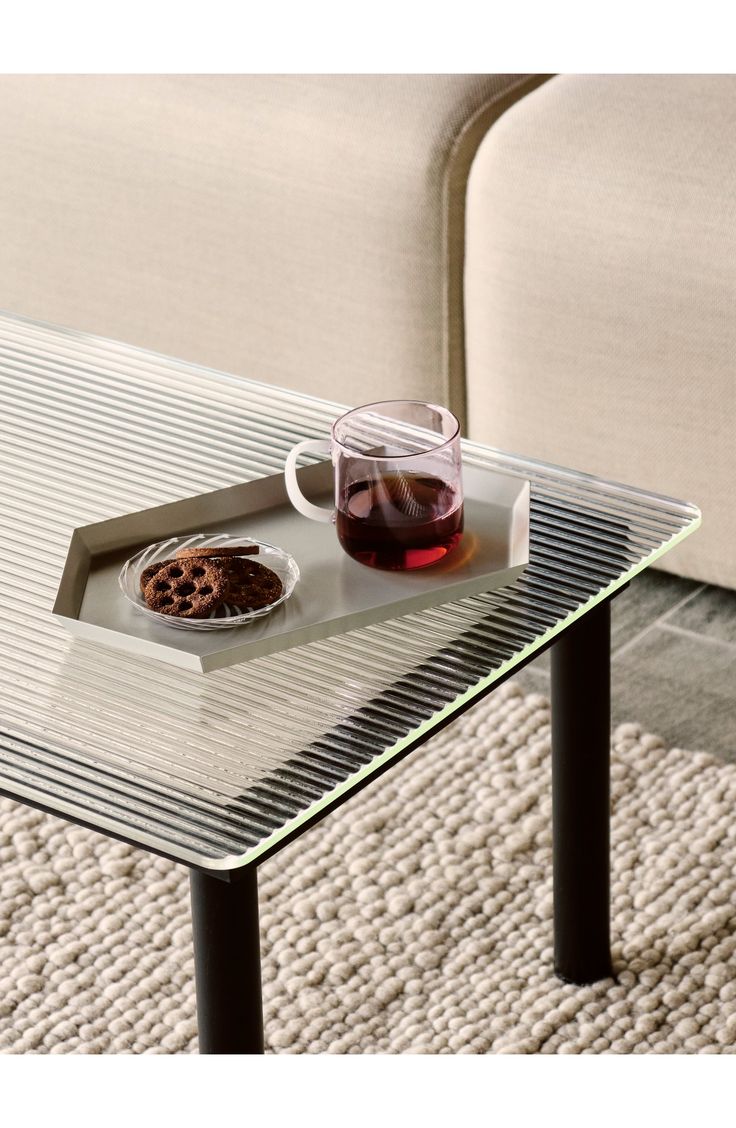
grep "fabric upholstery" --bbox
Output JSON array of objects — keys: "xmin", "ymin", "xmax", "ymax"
[
  {"xmin": 464, "ymin": 74, "xmax": 736, "ymax": 588},
  {"xmin": 0, "ymin": 73, "xmax": 534, "ymax": 413}
]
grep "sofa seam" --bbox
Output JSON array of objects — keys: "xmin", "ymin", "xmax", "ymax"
[{"xmin": 440, "ymin": 73, "xmax": 554, "ymax": 431}]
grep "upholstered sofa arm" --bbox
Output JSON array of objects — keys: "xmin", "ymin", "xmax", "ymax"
[{"xmin": 464, "ymin": 74, "xmax": 735, "ymax": 587}]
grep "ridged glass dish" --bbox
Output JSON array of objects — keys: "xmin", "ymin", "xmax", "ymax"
[{"xmin": 118, "ymin": 534, "xmax": 300, "ymax": 631}]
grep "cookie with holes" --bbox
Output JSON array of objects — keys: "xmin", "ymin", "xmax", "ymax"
[
  {"xmin": 222, "ymin": 558, "xmax": 283, "ymax": 610},
  {"xmin": 143, "ymin": 558, "xmax": 227, "ymax": 618},
  {"xmin": 139, "ymin": 557, "xmax": 176, "ymax": 594}
]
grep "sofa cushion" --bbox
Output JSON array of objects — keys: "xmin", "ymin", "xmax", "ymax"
[
  {"xmin": 0, "ymin": 73, "xmax": 533, "ymax": 413},
  {"xmin": 465, "ymin": 74, "xmax": 736, "ymax": 587}
]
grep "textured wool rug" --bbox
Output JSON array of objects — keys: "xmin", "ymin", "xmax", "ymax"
[{"xmin": 1, "ymin": 682, "xmax": 735, "ymax": 1054}]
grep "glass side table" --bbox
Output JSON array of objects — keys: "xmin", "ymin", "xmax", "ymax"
[{"xmin": 1, "ymin": 311, "xmax": 700, "ymax": 1053}]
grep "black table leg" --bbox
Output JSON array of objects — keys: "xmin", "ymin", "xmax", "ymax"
[
  {"xmin": 190, "ymin": 865, "xmax": 264, "ymax": 1053},
  {"xmin": 551, "ymin": 598, "xmax": 614, "ymax": 984}
]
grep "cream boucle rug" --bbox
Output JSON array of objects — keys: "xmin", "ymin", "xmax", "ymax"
[{"xmin": 1, "ymin": 682, "xmax": 735, "ymax": 1054}]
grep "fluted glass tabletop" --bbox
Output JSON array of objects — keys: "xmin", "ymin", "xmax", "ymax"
[{"xmin": 1, "ymin": 312, "xmax": 700, "ymax": 871}]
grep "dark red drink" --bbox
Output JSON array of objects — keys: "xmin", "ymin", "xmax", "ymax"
[{"xmin": 336, "ymin": 472, "xmax": 463, "ymax": 570}]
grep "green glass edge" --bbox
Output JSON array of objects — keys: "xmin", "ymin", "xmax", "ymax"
[{"xmin": 213, "ymin": 509, "xmax": 701, "ymax": 871}]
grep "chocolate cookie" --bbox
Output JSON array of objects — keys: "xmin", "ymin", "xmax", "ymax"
[
  {"xmin": 143, "ymin": 558, "xmax": 227, "ymax": 619},
  {"xmin": 174, "ymin": 544, "xmax": 259, "ymax": 560},
  {"xmin": 222, "ymin": 558, "xmax": 283, "ymax": 610},
  {"xmin": 139, "ymin": 557, "xmax": 176, "ymax": 594}
]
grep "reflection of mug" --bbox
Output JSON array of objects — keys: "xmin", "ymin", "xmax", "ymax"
[{"xmin": 284, "ymin": 400, "xmax": 464, "ymax": 571}]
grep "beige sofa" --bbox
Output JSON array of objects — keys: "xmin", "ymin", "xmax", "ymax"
[{"xmin": 1, "ymin": 74, "xmax": 731, "ymax": 586}]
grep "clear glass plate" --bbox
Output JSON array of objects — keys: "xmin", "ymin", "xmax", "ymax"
[{"xmin": 118, "ymin": 533, "xmax": 300, "ymax": 631}]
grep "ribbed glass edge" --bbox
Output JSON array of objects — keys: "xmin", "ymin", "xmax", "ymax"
[
  {"xmin": 0, "ymin": 494, "xmax": 701, "ymax": 874},
  {"xmin": 460, "ymin": 438, "xmax": 702, "ymax": 519},
  {"xmin": 0, "ymin": 309, "xmax": 703, "ymax": 521},
  {"xmin": 0, "ymin": 308, "xmax": 703, "ymax": 871},
  {"xmin": 128, "ymin": 512, "xmax": 695, "ymax": 870}
]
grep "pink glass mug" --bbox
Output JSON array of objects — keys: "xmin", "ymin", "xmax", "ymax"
[{"xmin": 284, "ymin": 399, "xmax": 463, "ymax": 571}]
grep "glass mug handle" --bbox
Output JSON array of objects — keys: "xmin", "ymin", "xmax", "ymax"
[{"xmin": 284, "ymin": 438, "xmax": 334, "ymax": 523}]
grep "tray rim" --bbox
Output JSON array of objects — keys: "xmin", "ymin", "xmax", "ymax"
[{"xmin": 53, "ymin": 462, "xmax": 530, "ymax": 672}]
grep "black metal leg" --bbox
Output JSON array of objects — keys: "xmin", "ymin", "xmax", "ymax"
[
  {"xmin": 190, "ymin": 865, "xmax": 264, "ymax": 1053},
  {"xmin": 551, "ymin": 599, "xmax": 613, "ymax": 984}
]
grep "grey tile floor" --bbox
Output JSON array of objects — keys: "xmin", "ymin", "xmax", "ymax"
[{"xmin": 513, "ymin": 571, "xmax": 736, "ymax": 762}]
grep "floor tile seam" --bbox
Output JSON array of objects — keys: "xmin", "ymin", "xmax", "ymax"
[
  {"xmin": 657, "ymin": 621, "xmax": 736, "ymax": 654},
  {"xmin": 655, "ymin": 582, "xmax": 709, "ymax": 628},
  {"xmin": 610, "ymin": 583, "xmax": 708, "ymax": 662}
]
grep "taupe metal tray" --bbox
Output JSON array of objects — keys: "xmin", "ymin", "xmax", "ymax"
[{"xmin": 53, "ymin": 462, "xmax": 530, "ymax": 672}]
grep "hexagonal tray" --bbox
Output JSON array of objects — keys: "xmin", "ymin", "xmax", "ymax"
[{"xmin": 52, "ymin": 461, "xmax": 529, "ymax": 672}]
